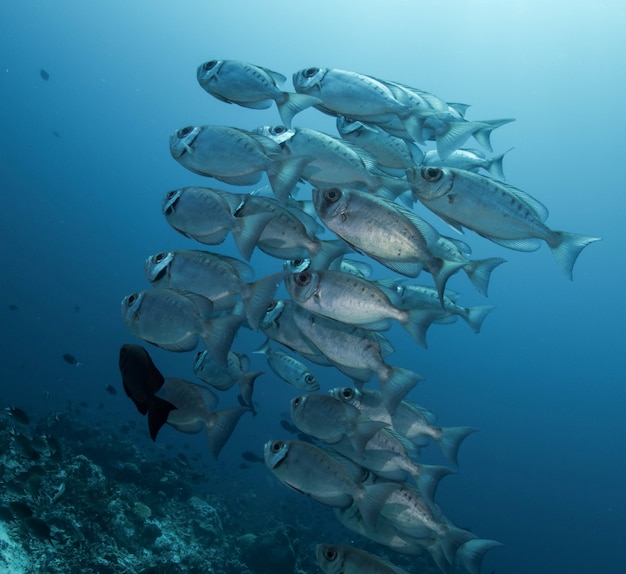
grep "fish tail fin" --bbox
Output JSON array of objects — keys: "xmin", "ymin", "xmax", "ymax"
[
  {"xmin": 472, "ymin": 118, "xmax": 515, "ymax": 152},
  {"xmin": 436, "ymin": 121, "xmax": 483, "ymax": 159},
  {"xmin": 430, "ymin": 259, "xmax": 466, "ymax": 305},
  {"xmin": 437, "ymin": 526, "xmax": 476, "ymax": 566},
  {"xmin": 267, "ymin": 155, "xmax": 313, "ymax": 202},
  {"xmin": 349, "ymin": 419, "xmax": 389, "ymax": 456},
  {"xmin": 402, "ymin": 308, "xmax": 443, "ymax": 348},
  {"xmin": 232, "ymin": 211, "xmax": 274, "ymax": 261},
  {"xmin": 205, "ymin": 406, "xmax": 251, "ymax": 459},
  {"xmin": 486, "ymin": 147, "xmax": 513, "ymax": 181},
  {"xmin": 551, "ymin": 231, "xmax": 601, "ymax": 280},
  {"xmin": 463, "ymin": 257, "xmax": 507, "ymax": 296},
  {"xmin": 277, "ymin": 93, "xmax": 321, "ymax": 127},
  {"xmin": 147, "ymin": 396, "xmax": 177, "ymax": 441},
  {"xmin": 378, "ymin": 366, "xmax": 423, "ymax": 415},
  {"xmin": 237, "ymin": 370, "xmax": 264, "ymax": 408},
  {"xmin": 402, "ymin": 113, "xmax": 425, "ymax": 144},
  {"xmin": 462, "ymin": 305, "xmax": 495, "ymax": 334},
  {"xmin": 415, "ymin": 464, "xmax": 455, "ymax": 508},
  {"xmin": 455, "ymin": 538, "xmax": 503, "ymax": 574},
  {"xmin": 200, "ymin": 314, "xmax": 244, "ymax": 367},
  {"xmin": 243, "ymin": 272, "xmax": 285, "ymax": 330},
  {"xmin": 252, "ymin": 338, "xmax": 271, "ymax": 356},
  {"xmin": 309, "ymin": 238, "xmax": 351, "ymax": 270},
  {"xmin": 435, "ymin": 426, "xmax": 478, "ymax": 466},
  {"xmin": 357, "ymin": 482, "xmax": 401, "ymax": 530}
]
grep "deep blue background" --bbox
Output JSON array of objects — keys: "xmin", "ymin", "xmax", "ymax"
[{"xmin": 1, "ymin": 2, "xmax": 624, "ymax": 573}]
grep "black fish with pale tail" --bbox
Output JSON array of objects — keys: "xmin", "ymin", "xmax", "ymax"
[
  {"xmin": 241, "ymin": 450, "xmax": 264, "ymax": 463},
  {"xmin": 40, "ymin": 69, "xmax": 49, "ymax": 81},
  {"xmin": 118, "ymin": 344, "xmax": 177, "ymax": 441},
  {"xmin": 62, "ymin": 353, "xmax": 80, "ymax": 366}
]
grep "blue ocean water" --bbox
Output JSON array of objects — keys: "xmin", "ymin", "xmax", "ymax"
[{"xmin": 1, "ymin": 1, "xmax": 624, "ymax": 572}]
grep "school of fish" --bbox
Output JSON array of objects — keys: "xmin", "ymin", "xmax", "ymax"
[{"xmin": 119, "ymin": 59, "xmax": 600, "ymax": 573}]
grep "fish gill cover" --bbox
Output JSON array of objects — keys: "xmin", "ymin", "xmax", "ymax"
[{"xmin": 114, "ymin": 60, "xmax": 600, "ymax": 573}]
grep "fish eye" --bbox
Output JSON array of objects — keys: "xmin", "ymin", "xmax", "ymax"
[
  {"xmin": 324, "ymin": 188, "xmax": 341, "ymax": 203},
  {"xmin": 341, "ymin": 388, "xmax": 353, "ymax": 399},
  {"xmin": 266, "ymin": 301, "xmax": 277, "ymax": 312},
  {"xmin": 177, "ymin": 126, "xmax": 194, "ymax": 138},
  {"xmin": 292, "ymin": 259, "xmax": 304, "ymax": 267},
  {"xmin": 303, "ymin": 67, "xmax": 319, "ymax": 78},
  {"xmin": 305, "ymin": 375, "xmax": 315, "ymax": 384},
  {"xmin": 165, "ymin": 191, "xmax": 176, "ymax": 200},
  {"xmin": 202, "ymin": 60, "xmax": 217, "ymax": 71},
  {"xmin": 421, "ymin": 167, "xmax": 443, "ymax": 183},
  {"xmin": 324, "ymin": 548, "xmax": 338, "ymax": 561},
  {"xmin": 271, "ymin": 441, "xmax": 283, "ymax": 453},
  {"xmin": 154, "ymin": 252, "xmax": 167, "ymax": 263},
  {"xmin": 272, "ymin": 126, "xmax": 286, "ymax": 134},
  {"xmin": 295, "ymin": 272, "xmax": 311, "ymax": 286},
  {"xmin": 292, "ymin": 396, "xmax": 303, "ymax": 407},
  {"xmin": 127, "ymin": 293, "xmax": 138, "ymax": 305}
]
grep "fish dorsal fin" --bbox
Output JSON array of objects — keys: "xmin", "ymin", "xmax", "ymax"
[{"xmin": 259, "ymin": 67, "xmax": 287, "ymax": 85}]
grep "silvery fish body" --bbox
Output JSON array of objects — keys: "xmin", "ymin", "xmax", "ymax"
[
  {"xmin": 422, "ymin": 148, "xmax": 509, "ymax": 181},
  {"xmin": 161, "ymin": 187, "xmax": 271, "ymax": 260},
  {"xmin": 196, "ymin": 59, "xmax": 319, "ymax": 126},
  {"xmin": 408, "ymin": 166, "xmax": 601, "ymax": 279},
  {"xmin": 336, "ymin": 116, "xmax": 423, "ymax": 176},
  {"xmin": 316, "ymin": 543, "xmax": 410, "ymax": 574},
  {"xmin": 121, "ymin": 288, "xmax": 214, "ymax": 352},
  {"xmin": 257, "ymin": 125, "xmax": 407, "ymax": 194},
  {"xmin": 157, "ymin": 377, "xmax": 249, "ymax": 459},
  {"xmin": 292, "ymin": 67, "xmax": 422, "ymax": 141},
  {"xmin": 145, "ymin": 249, "xmax": 254, "ymax": 312},
  {"xmin": 253, "ymin": 339, "xmax": 319, "ymax": 391},
  {"xmin": 169, "ymin": 125, "xmax": 308, "ymax": 201},
  {"xmin": 313, "ymin": 187, "xmax": 464, "ymax": 299}
]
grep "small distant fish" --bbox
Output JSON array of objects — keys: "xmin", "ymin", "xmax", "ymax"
[
  {"xmin": 9, "ymin": 304, "xmax": 18, "ymax": 311},
  {"xmin": 40, "ymin": 69, "xmax": 49, "ymax": 81},
  {"xmin": 52, "ymin": 130, "xmax": 61, "ymax": 139},
  {"xmin": 62, "ymin": 353, "xmax": 80, "ymax": 366},
  {"xmin": 4, "ymin": 406, "xmax": 30, "ymax": 425},
  {"xmin": 105, "ymin": 384, "xmax": 117, "ymax": 395}
]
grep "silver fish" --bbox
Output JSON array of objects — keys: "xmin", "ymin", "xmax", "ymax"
[
  {"xmin": 257, "ymin": 125, "xmax": 409, "ymax": 195},
  {"xmin": 121, "ymin": 288, "xmax": 242, "ymax": 359},
  {"xmin": 331, "ymin": 387, "xmax": 476, "ymax": 466},
  {"xmin": 336, "ymin": 116, "xmax": 424, "ymax": 176},
  {"xmin": 161, "ymin": 187, "xmax": 272, "ymax": 260},
  {"xmin": 316, "ymin": 543, "xmax": 410, "ymax": 574},
  {"xmin": 264, "ymin": 439, "xmax": 396, "ymax": 525},
  {"xmin": 144, "ymin": 248, "xmax": 283, "ymax": 330},
  {"xmin": 196, "ymin": 59, "xmax": 319, "ymax": 126},
  {"xmin": 290, "ymin": 393, "xmax": 386, "ymax": 453},
  {"xmin": 285, "ymin": 268, "xmax": 447, "ymax": 345},
  {"xmin": 422, "ymin": 147, "xmax": 511, "ymax": 181},
  {"xmin": 408, "ymin": 166, "xmax": 601, "ymax": 279},
  {"xmin": 157, "ymin": 377, "xmax": 250, "ymax": 459},
  {"xmin": 253, "ymin": 339, "xmax": 319, "ymax": 392},
  {"xmin": 169, "ymin": 125, "xmax": 310, "ymax": 202},
  {"xmin": 312, "ymin": 186, "xmax": 464, "ymax": 299},
  {"xmin": 292, "ymin": 67, "xmax": 423, "ymax": 142},
  {"xmin": 292, "ymin": 306, "xmax": 422, "ymax": 415}
]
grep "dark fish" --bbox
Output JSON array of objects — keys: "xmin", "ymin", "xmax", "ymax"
[
  {"xmin": 9, "ymin": 501, "xmax": 33, "ymax": 519},
  {"xmin": 280, "ymin": 420, "xmax": 299, "ymax": 434},
  {"xmin": 5, "ymin": 406, "xmax": 29, "ymax": 425},
  {"xmin": 0, "ymin": 506, "xmax": 13, "ymax": 522},
  {"xmin": 118, "ymin": 344, "xmax": 176, "ymax": 441},
  {"xmin": 105, "ymin": 384, "xmax": 117, "ymax": 395},
  {"xmin": 40, "ymin": 69, "xmax": 49, "ymax": 81},
  {"xmin": 8, "ymin": 304, "xmax": 18, "ymax": 310},
  {"xmin": 62, "ymin": 353, "xmax": 80, "ymax": 366},
  {"xmin": 24, "ymin": 517, "xmax": 55, "ymax": 545},
  {"xmin": 241, "ymin": 451, "xmax": 264, "ymax": 463},
  {"xmin": 52, "ymin": 130, "xmax": 61, "ymax": 138}
]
